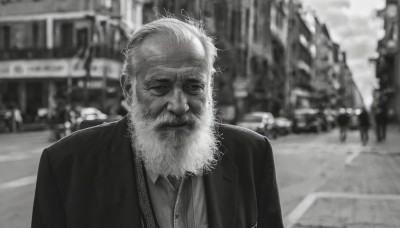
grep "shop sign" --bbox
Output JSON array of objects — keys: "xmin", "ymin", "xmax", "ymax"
[
  {"xmin": 70, "ymin": 58, "xmax": 121, "ymax": 79},
  {"xmin": 0, "ymin": 58, "xmax": 121, "ymax": 79},
  {"xmin": 77, "ymin": 80, "xmax": 104, "ymax": 89},
  {"xmin": 0, "ymin": 60, "xmax": 69, "ymax": 78}
]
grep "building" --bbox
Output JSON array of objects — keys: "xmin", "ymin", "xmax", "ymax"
[
  {"xmin": 269, "ymin": 0, "xmax": 289, "ymax": 116},
  {"xmin": 336, "ymin": 52, "xmax": 359, "ymax": 108},
  {"xmin": 245, "ymin": 0, "xmax": 273, "ymax": 114},
  {"xmin": 0, "ymin": 0, "xmax": 144, "ymax": 123},
  {"xmin": 313, "ymin": 20, "xmax": 340, "ymax": 109},
  {"xmin": 287, "ymin": 2, "xmax": 316, "ymax": 110},
  {"xmin": 375, "ymin": 0, "xmax": 399, "ymax": 122}
]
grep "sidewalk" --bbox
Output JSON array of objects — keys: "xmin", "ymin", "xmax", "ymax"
[{"xmin": 287, "ymin": 125, "xmax": 400, "ymax": 228}]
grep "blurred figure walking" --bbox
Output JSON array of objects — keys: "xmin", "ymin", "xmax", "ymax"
[
  {"xmin": 11, "ymin": 104, "xmax": 23, "ymax": 132},
  {"xmin": 337, "ymin": 108, "xmax": 350, "ymax": 142},
  {"xmin": 358, "ymin": 107, "xmax": 370, "ymax": 145},
  {"xmin": 374, "ymin": 105, "xmax": 388, "ymax": 142}
]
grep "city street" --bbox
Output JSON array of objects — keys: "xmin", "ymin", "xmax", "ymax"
[{"xmin": 1, "ymin": 126, "xmax": 400, "ymax": 227}]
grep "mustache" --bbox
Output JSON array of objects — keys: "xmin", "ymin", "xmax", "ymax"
[{"xmin": 154, "ymin": 112, "xmax": 199, "ymax": 129}]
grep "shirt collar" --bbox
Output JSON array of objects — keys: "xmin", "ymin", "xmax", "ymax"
[{"xmin": 146, "ymin": 168, "xmax": 161, "ymax": 184}]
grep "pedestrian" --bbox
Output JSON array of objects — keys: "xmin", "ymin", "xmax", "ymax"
[
  {"xmin": 337, "ymin": 108, "xmax": 350, "ymax": 142},
  {"xmin": 358, "ymin": 107, "xmax": 370, "ymax": 145},
  {"xmin": 11, "ymin": 104, "xmax": 23, "ymax": 132},
  {"xmin": 51, "ymin": 100, "xmax": 70, "ymax": 140},
  {"xmin": 32, "ymin": 18, "xmax": 283, "ymax": 228},
  {"xmin": 374, "ymin": 105, "xmax": 388, "ymax": 142}
]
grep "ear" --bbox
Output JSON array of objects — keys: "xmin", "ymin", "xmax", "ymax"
[{"xmin": 120, "ymin": 73, "xmax": 132, "ymax": 99}]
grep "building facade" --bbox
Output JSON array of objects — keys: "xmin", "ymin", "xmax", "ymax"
[
  {"xmin": 0, "ymin": 0, "xmax": 145, "ymax": 123},
  {"xmin": 313, "ymin": 20, "xmax": 340, "ymax": 109},
  {"xmin": 375, "ymin": 0, "xmax": 400, "ymax": 122},
  {"xmin": 287, "ymin": 3, "xmax": 316, "ymax": 110}
]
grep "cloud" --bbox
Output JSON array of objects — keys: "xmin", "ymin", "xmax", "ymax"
[
  {"xmin": 342, "ymin": 37, "xmax": 376, "ymax": 60},
  {"xmin": 336, "ymin": 18, "xmax": 373, "ymax": 38}
]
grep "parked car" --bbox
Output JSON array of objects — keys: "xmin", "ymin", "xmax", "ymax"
[
  {"xmin": 292, "ymin": 108, "xmax": 323, "ymax": 133},
  {"xmin": 76, "ymin": 107, "xmax": 121, "ymax": 130},
  {"xmin": 237, "ymin": 112, "xmax": 278, "ymax": 139},
  {"xmin": 274, "ymin": 117, "xmax": 292, "ymax": 135}
]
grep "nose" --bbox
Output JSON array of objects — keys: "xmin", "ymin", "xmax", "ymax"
[{"xmin": 167, "ymin": 89, "xmax": 189, "ymax": 115}]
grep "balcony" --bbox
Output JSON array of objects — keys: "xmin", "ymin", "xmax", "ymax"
[{"xmin": 0, "ymin": 46, "xmax": 123, "ymax": 61}]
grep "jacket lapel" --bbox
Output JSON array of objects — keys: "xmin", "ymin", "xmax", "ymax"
[
  {"xmin": 94, "ymin": 117, "xmax": 142, "ymax": 227},
  {"xmin": 204, "ymin": 144, "xmax": 238, "ymax": 228}
]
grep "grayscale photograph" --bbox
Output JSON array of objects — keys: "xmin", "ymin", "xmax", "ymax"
[{"xmin": 1, "ymin": 0, "xmax": 400, "ymax": 227}]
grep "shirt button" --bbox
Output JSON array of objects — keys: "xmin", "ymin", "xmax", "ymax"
[{"xmin": 175, "ymin": 214, "xmax": 179, "ymax": 219}]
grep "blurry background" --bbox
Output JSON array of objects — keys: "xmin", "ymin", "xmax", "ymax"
[
  {"xmin": 2, "ymin": 0, "xmax": 400, "ymax": 228},
  {"xmin": 0, "ymin": 0, "xmax": 398, "ymax": 129}
]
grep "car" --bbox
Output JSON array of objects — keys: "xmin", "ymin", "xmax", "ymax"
[
  {"xmin": 76, "ymin": 107, "xmax": 121, "ymax": 130},
  {"xmin": 292, "ymin": 108, "xmax": 323, "ymax": 133},
  {"xmin": 237, "ymin": 112, "xmax": 278, "ymax": 139},
  {"xmin": 274, "ymin": 117, "xmax": 292, "ymax": 135}
]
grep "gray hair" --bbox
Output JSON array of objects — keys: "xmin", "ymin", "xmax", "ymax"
[{"xmin": 121, "ymin": 17, "xmax": 217, "ymax": 80}]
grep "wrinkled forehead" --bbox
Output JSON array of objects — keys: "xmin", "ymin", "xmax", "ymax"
[{"xmin": 137, "ymin": 33, "xmax": 207, "ymax": 67}]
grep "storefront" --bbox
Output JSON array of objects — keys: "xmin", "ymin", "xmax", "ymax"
[{"xmin": 0, "ymin": 58, "xmax": 122, "ymax": 123}]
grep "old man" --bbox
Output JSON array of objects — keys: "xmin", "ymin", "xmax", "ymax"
[{"xmin": 32, "ymin": 17, "xmax": 283, "ymax": 228}]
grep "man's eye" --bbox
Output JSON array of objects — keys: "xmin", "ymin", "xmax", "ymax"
[
  {"xmin": 150, "ymin": 85, "xmax": 170, "ymax": 95},
  {"xmin": 185, "ymin": 84, "xmax": 204, "ymax": 93}
]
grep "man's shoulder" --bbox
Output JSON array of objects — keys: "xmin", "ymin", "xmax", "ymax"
[
  {"xmin": 215, "ymin": 124, "xmax": 274, "ymax": 178},
  {"xmin": 217, "ymin": 123, "xmax": 267, "ymax": 143},
  {"xmin": 217, "ymin": 123, "xmax": 272, "ymax": 155},
  {"xmin": 45, "ymin": 120, "xmax": 121, "ymax": 158}
]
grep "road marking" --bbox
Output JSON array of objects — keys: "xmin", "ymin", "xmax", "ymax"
[
  {"xmin": 285, "ymin": 191, "xmax": 400, "ymax": 228},
  {"xmin": 285, "ymin": 192, "xmax": 319, "ymax": 228},
  {"xmin": 0, "ymin": 175, "xmax": 37, "ymax": 191},
  {"xmin": 345, "ymin": 150, "xmax": 361, "ymax": 165},
  {"xmin": 313, "ymin": 191, "xmax": 400, "ymax": 200},
  {"xmin": 0, "ymin": 153, "xmax": 30, "ymax": 162}
]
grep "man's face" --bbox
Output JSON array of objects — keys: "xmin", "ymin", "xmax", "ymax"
[
  {"xmin": 134, "ymin": 34, "xmax": 209, "ymax": 130},
  {"xmin": 125, "ymin": 33, "xmax": 218, "ymax": 177}
]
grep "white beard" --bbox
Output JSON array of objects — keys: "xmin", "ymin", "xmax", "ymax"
[{"xmin": 127, "ymin": 88, "xmax": 220, "ymax": 178}]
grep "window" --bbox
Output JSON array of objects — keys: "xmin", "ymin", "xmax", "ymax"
[
  {"xmin": 231, "ymin": 11, "xmax": 241, "ymax": 43},
  {"xmin": 2, "ymin": 26, "xmax": 11, "ymax": 49},
  {"xmin": 32, "ymin": 22, "xmax": 39, "ymax": 48},
  {"xmin": 60, "ymin": 23, "xmax": 73, "ymax": 48},
  {"xmin": 77, "ymin": 28, "xmax": 88, "ymax": 49}
]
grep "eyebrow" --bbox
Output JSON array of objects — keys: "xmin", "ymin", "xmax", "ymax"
[
  {"xmin": 185, "ymin": 77, "xmax": 205, "ymax": 83},
  {"xmin": 144, "ymin": 71, "xmax": 173, "ymax": 81},
  {"xmin": 144, "ymin": 71, "xmax": 206, "ymax": 83}
]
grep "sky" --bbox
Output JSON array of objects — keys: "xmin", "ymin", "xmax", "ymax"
[{"xmin": 301, "ymin": 0, "xmax": 386, "ymax": 106}]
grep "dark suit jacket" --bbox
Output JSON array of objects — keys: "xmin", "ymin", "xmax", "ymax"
[{"xmin": 32, "ymin": 117, "xmax": 283, "ymax": 228}]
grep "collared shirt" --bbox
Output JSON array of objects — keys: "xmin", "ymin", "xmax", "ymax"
[{"xmin": 146, "ymin": 170, "xmax": 208, "ymax": 228}]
